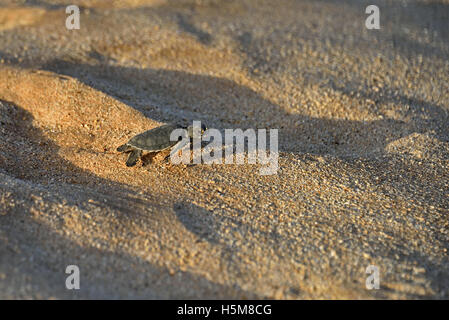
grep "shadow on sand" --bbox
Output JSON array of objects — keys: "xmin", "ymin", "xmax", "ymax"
[{"xmin": 0, "ymin": 99, "xmax": 256, "ymax": 298}]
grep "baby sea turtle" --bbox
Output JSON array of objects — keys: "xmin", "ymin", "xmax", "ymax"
[{"xmin": 117, "ymin": 123, "xmax": 206, "ymax": 167}]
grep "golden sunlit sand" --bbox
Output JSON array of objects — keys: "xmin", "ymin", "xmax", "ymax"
[{"xmin": 0, "ymin": 0, "xmax": 448, "ymax": 299}]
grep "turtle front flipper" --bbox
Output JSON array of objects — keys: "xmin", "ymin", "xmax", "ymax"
[
  {"xmin": 117, "ymin": 144, "xmax": 133, "ymax": 152},
  {"xmin": 126, "ymin": 149, "xmax": 142, "ymax": 167}
]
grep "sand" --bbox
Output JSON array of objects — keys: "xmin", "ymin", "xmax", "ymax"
[{"xmin": 0, "ymin": 0, "xmax": 448, "ymax": 299}]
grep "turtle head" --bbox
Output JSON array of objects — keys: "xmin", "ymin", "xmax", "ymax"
[{"xmin": 187, "ymin": 123, "xmax": 207, "ymax": 138}]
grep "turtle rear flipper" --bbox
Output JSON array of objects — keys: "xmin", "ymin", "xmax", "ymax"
[
  {"xmin": 126, "ymin": 149, "xmax": 142, "ymax": 167},
  {"xmin": 117, "ymin": 144, "xmax": 132, "ymax": 152}
]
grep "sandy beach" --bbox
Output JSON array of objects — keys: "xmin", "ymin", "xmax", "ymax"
[{"xmin": 0, "ymin": 0, "xmax": 448, "ymax": 299}]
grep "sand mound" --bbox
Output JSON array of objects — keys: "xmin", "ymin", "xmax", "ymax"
[{"xmin": 0, "ymin": 0, "xmax": 448, "ymax": 299}]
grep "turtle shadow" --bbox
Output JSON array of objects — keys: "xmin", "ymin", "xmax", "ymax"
[
  {"xmin": 40, "ymin": 58, "xmax": 448, "ymax": 158},
  {"xmin": 3, "ymin": 53, "xmax": 446, "ymax": 206},
  {"xmin": 0, "ymin": 99, "xmax": 259, "ymax": 298},
  {"xmin": 0, "ymin": 99, "xmax": 173, "ymax": 220},
  {"xmin": 36, "ymin": 59, "xmax": 449, "ymax": 210}
]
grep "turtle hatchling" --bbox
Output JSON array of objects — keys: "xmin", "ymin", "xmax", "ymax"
[{"xmin": 117, "ymin": 123, "xmax": 206, "ymax": 167}]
